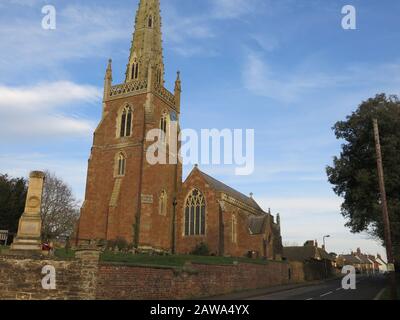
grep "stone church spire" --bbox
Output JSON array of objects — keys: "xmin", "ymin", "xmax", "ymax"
[{"xmin": 125, "ymin": 0, "xmax": 164, "ymax": 85}]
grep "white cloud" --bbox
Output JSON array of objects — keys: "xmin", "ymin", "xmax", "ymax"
[
  {"xmin": 256, "ymin": 195, "xmax": 385, "ymax": 257},
  {"xmin": 212, "ymin": 0, "xmax": 257, "ymax": 19},
  {"xmin": 257, "ymin": 196, "xmax": 342, "ymax": 217},
  {"xmin": 162, "ymin": 0, "xmax": 261, "ymax": 57},
  {"xmin": 0, "ymin": 81, "xmax": 100, "ymax": 138},
  {"xmin": 250, "ymin": 33, "xmax": 281, "ymax": 52},
  {"xmin": 0, "ymin": 152, "xmax": 88, "ymax": 202},
  {"xmin": 243, "ymin": 52, "xmax": 400, "ymax": 103},
  {"xmin": 0, "ymin": 4, "xmax": 131, "ymax": 79},
  {"xmin": 2, "ymin": 0, "xmax": 40, "ymax": 6},
  {"xmin": 0, "ymin": 81, "xmax": 101, "ymax": 112},
  {"xmin": 243, "ymin": 53, "xmax": 332, "ymax": 102}
]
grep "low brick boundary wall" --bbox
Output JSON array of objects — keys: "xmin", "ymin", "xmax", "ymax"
[
  {"xmin": 96, "ymin": 261, "xmax": 302, "ymax": 300},
  {"xmin": 0, "ymin": 252, "xmax": 307, "ymax": 300}
]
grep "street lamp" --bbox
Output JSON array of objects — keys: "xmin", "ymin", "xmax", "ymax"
[
  {"xmin": 323, "ymin": 235, "xmax": 331, "ymax": 250},
  {"xmin": 323, "ymin": 235, "xmax": 331, "ymax": 279}
]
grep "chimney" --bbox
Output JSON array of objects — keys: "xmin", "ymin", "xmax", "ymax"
[
  {"xmin": 357, "ymin": 248, "xmax": 361, "ymax": 255},
  {"xmin": 322, "ymin": 245, "xmax": 325, "ymax": 251},
  {"xmin": 304, "ymin": 240, "xmax": 314, "ymax": 247}
]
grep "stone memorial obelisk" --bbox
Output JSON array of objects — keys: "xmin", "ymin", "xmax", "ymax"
[{"xmin": 10, "ymin": 171, "xmax": 45, "ymax": 254}]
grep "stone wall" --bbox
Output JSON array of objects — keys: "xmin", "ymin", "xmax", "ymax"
[
  {"xmin": 303, "ymin": 260, "xmax": 335, "ymax": 281},
  {"xmin": 0, "ymin": 250, "xmax": 99, "ymax": 300},
  {"xmin": 289, "ymin": 261, "xmax": 305, "ymax": 283}
]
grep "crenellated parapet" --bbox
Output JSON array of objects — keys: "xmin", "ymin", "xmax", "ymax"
[
  {"xmin": 108, "ymin": 80, "xmax": 176, "ymax": 109},
  {"xmin": 109, "ymin": 80, "xmax": 148, "ymax": 99}
]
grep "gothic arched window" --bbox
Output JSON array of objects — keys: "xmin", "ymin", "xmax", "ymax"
[
  {"xmin": 131, "ymin": 60, "xmax": 139, "ymax": 80},
  {"xmin": 117, "ymin": 153, "xmax": 126, "ymax": 176},
  {"xmin": 160, "ymin": 111, "xmax": 168, "ymax": 141},
  {"xmin": 148, "ymin": 15, "xmax": 153, "ymax": 28},
  {"xmin": 159, "ymin": 190, "xmax": 167, "ymax": 216},
  {"xmin": 120, "ymin": 106, "xmax": 132, "ymax": 138},
  {"xmin": 184, "ymin": 189, "xmax": 206, "ymax": 236},
  {"xmin": 156, "ymin": 68, "xmax": 162, "ymax": 85}
]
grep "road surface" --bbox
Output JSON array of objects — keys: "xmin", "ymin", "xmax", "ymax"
[{"xmin": 250, "ymin": 275, "xmax": 386, "ymax": 300}]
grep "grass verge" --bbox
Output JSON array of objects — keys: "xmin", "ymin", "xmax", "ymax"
[
  {"xmin": 53, "ymin": 249, "xmax": 280, "ymax": 267},
  {"xmin": 100, "ymin": 252, "xmax": 271, "ymax": 268},
  {"xmin": 54, "ymin": 248, "xmax": 76, "ymax": 259},
  {"xmin": 0, "ymin": 245, "xmax": 9, "ymax": 255}
]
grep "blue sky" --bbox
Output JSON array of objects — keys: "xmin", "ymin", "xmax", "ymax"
[{"xmin": 1, "ymin": 0, "xmax": 400, "ymax": 257}]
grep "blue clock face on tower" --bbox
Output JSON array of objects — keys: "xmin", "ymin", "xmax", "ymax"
[{"xmin": 170, "ymin": 111, "xmax": 177, "ymax": 122}]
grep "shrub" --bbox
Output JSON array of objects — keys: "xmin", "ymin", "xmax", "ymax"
[
  {"xmin": 191, "ymin": 242, "xmax": 210, "ymax": 256},
  {"xmin": 65, "ymin": 238, "xmax": 71, "ymax": 253},
  {"xmin": 106, "ymin": 240, "xmax": 117, "ymax": 251},
  {"xmin": 115, "ymin": 237, "xmax": 129, "ymax": 252}
]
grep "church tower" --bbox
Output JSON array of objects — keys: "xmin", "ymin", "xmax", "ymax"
[{"xmin": 77, "ymin": 0, "xmax": 182, "ymax": 252}]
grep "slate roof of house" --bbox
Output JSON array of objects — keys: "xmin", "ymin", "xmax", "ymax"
[
  {"xmin": 356, "ymin": 254, "xmax": 372, "ymax": 264},
  {"xmin": 318, "ymin": 248, "xmax": 336, "ymax": 261},
  {"xmin": 340, "ymin": 255, "xmax": 361, "ymax": 264},
  {"xmin": 368, "ymin": 255, "xmax": 381, "ymax": 265},
  {"xmin": 283, "ymin": 245, "xmax": 334, "ymax": 262},
  {"xmin": 376, "ymin": 256, "xmax": 387, "ymax": 265},
  {"xmin": 283, "ymin": 246, "xmax": 317, "ymax": 262},
  {"xmin": 197, "ymin": 169, "xmax": 263, "ymax": 212}
]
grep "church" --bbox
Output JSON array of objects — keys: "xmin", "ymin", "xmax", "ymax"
[{"xmin": 76, "ymin": 0, "xmax": 283, "ymax": 260}]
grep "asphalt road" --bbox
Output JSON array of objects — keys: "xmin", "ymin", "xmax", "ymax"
[{"xmin": 249, "ymin": 275, "xmax": 387, "ymax": 300}]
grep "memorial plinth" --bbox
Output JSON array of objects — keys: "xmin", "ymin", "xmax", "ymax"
[{"xmin": 10, "ymin": 171, "xmax": 45, "ymax": 254}]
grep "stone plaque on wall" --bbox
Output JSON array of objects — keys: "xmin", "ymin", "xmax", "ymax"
[{"xmin": 141, "ymin": 194, "xmax": 154, "ymax": 204}]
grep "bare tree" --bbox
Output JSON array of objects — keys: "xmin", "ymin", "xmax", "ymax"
[{"xmin": 41, "ymin": 171, "xmax": 79, "ymax": 241}]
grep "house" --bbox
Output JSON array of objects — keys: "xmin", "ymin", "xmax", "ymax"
[
  {"xmin": 337, "ymin": 254, "xmax": 362, "ymax": 273},
  {"xmin": 353, "ymin": 248, "xmax": 374, "ymax": 274},
  {"xmin": 367, "ymin": 255, "xmax": 381, "ymax": 274},
  {"xmin": 283, "ymin": 240, "xmax": 336, "ymax": 280},
  {"xmin": 376, "ymin": 254, "xmax": 388, "ymax": 274},
  {"xmin": 337, "ymin": 248, "xmax": 381, "ymax": 274}
]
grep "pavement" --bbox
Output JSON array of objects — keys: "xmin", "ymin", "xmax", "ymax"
[{"xmin": 207, "ymin": 275, "xmax": 388, "ymax": 301}]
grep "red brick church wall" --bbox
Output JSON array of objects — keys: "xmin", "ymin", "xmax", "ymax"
[
  {"xmin": 176, "ymin": 170, "xmax": 278, "ymax": 258},
  {"xmin": 78, "ymin": 93, "xmax": 181, "ymax": 251},
  {"xmin": 222, "ymin": 206, "xmax": 265, "ymax": 258},
  {"xmin": 176, "ymin": 172, "xmax": 221, "ymax": 255}
]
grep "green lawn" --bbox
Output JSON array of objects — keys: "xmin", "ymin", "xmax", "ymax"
[
  {"xmin": 7, "ymin": 248, "xmax": 275, "ymax": 268},
  {"xmin": 0, "ymin": 246, "xmax": 10, "ymax": 254},
  {"xmin": 54, "ymin": 248, "xmax": 76, "ymax": 259},
  {"xmin": 99, "ymin": 251, "xmax": 272, "ymax": 268}
]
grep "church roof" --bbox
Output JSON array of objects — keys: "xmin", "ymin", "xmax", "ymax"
[
  {"xmin": 196, "ymin": 169, "xmax": 264, "ymax": 212},
  {"xmin": 248, "ymin": 215, "xmax": 267, "ymax": 234}
]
